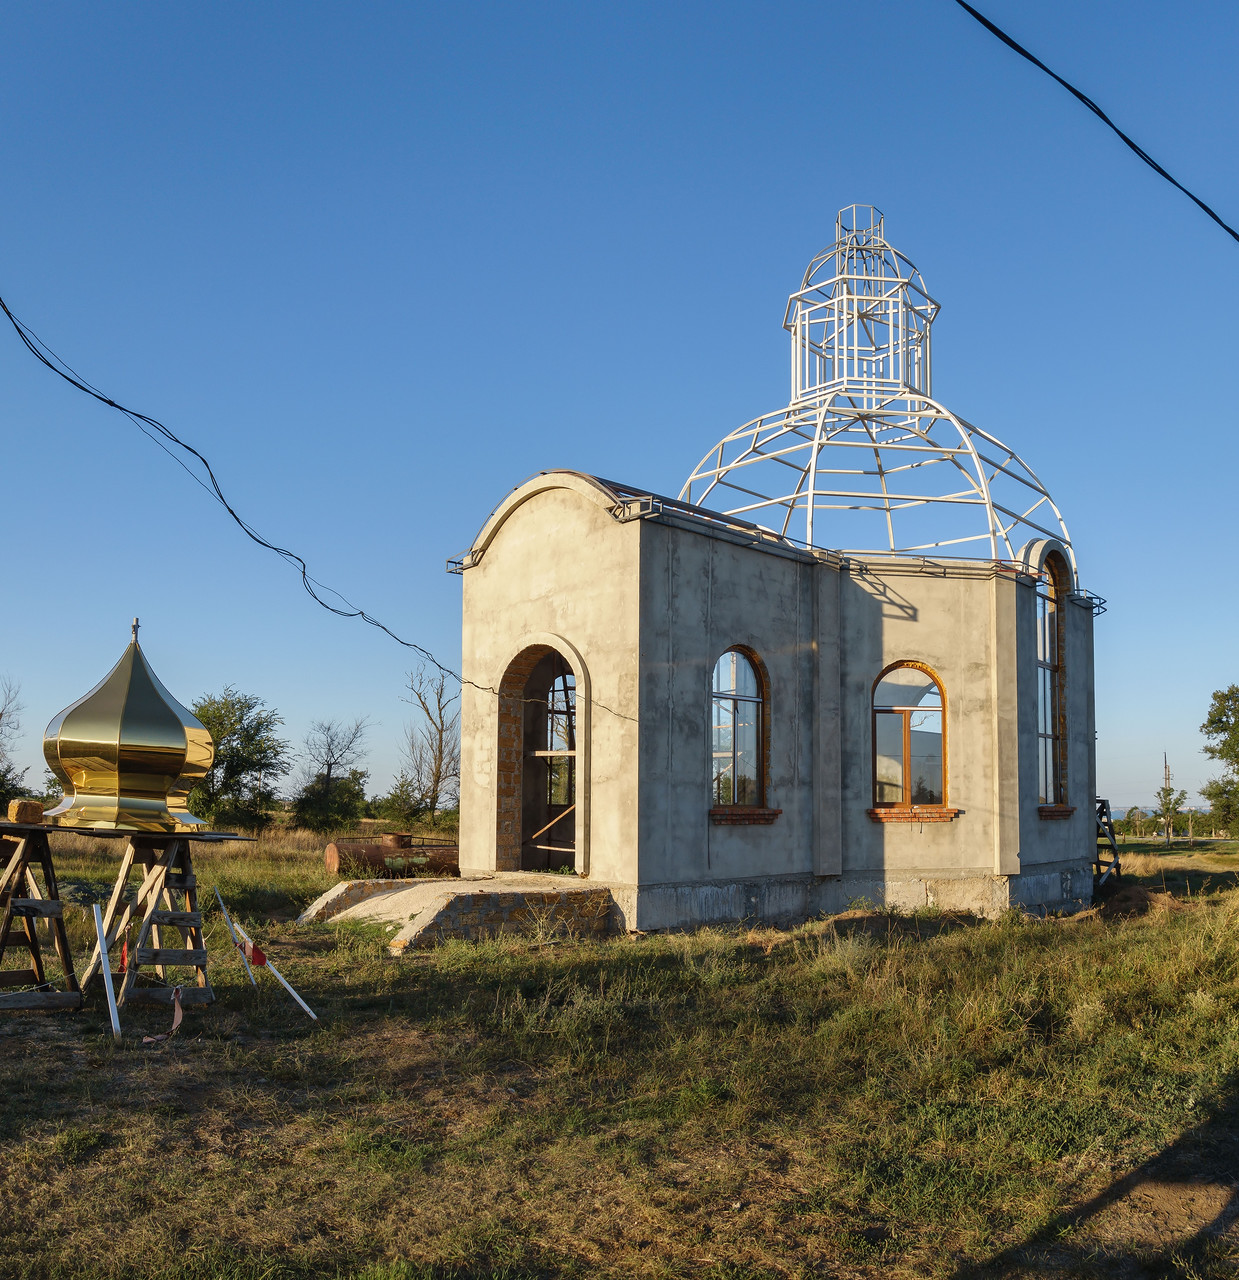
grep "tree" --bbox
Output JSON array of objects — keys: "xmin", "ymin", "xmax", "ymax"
[
  {"xmin": 371, "ymin": 772, "xmax": 428, "ymax": 827},
  {"xmin": 1124, "ymin": 806, "xmax": 1145, "ymax": 839},
  {"xmin": 293, "ymin": 767, "xmax": 369, "ymax": 832},
  {"xmin": 1153, "ymin": 755, "xmax": 1187, "ymax": 847},
  {"xmin": 1201, "ymin": 685, "xmax": 1239, "ymax": 836},
  {"xmin": 0, "ymin": 677, "xmax": 35, "ymax": 810},
  {"xmin": 293, "ymin": 718, "xmax": 369, "ymax": 832},
  {"xmin": 400, "ymin": 664, "xmax": 460, "ymax": 819},
  {"xmin": 187, "ymin": 687, "xmax": 291, "ymax": 831}
]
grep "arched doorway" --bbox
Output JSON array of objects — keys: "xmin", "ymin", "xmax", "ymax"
[{"xmin": 496, "ymin": 646, "xmax": 580, "ymax": 872}]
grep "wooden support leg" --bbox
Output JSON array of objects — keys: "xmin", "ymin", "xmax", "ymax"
[
  {"xmin": 0, "ymin": 831, "xmax": 81, "ymax": 1011},
  {"xmin": 80, "ymin": 839, "xmax": 137, "ymax": 990}
]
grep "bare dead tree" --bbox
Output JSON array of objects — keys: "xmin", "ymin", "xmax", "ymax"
[
  {"xmin": 402, "ymin": 664, "xmax": 460, "ymax": 817},
  {"xmin": 0, "ymin": 677, "xmax": 30, "ymax": 805},
  {"xmin": 0, "ymin": 677, "xmax": 21, "ymax": 745},
  {"xmin": 301, "ymin": 717, "xmax": 369, "ymax": 790}
]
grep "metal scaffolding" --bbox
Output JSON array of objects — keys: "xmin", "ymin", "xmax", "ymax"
[{"xmin": 681, "ymin": 205, "xmax": 1077, "ymax": 582}]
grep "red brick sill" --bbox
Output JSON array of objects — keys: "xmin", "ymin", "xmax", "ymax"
[
  {"xmin": 1038, "ymin": 805, "xmax": 1077, "ymax": 821},
  {"xmin": 867, "ymin": 807, "xmax": 961, "ymax": 824},
  {"xmin": 710, "ymin": 807, "xmax": 782, "ymax": 826}
]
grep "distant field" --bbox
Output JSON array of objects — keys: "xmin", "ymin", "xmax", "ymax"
[{"xmin": 0, "ymin": 837, "xmax": 1236, "ymax": 1278}]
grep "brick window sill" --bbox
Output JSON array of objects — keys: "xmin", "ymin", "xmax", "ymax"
[
  {"xmin": 709, "ymin": 807, "xmax": 782, "ymax": 826},
  {"xmin": 1038, "ymin": 804, "xmax": 1076, "ymax": 821},
  {"xmin": 867, "ymin": 807, "xmax": 961, "ymax": 824}
]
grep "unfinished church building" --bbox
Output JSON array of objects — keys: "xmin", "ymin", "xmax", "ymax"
[{"xmin": 452, "ymin": 206, "xmax": 1101, "ymax": 930}]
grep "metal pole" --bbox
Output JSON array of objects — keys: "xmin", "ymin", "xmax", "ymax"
[
  {"xmin": 214, "ymin": 887, "xmax": 256, "ymax": 986},
  {"xmin": 92, "ymin": 903, "xmax": 121, "ymax": 1042},
  {"xmin": 230, "ymin": 916, "xmax": 317, "ymax": 1022}
]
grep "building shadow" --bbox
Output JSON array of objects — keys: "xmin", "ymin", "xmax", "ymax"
[{"xmin": 953, "ymin": 1069, "xmax": 1239, "ymax": 1277}]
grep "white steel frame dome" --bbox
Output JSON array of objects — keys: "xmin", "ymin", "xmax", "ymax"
[{"xmin": 682, "ymin": 205, "xmax": 1077, "ymax": 583}]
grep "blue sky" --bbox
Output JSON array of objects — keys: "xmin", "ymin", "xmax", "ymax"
[{"xmin": 2, "ymin": 1, "xmax": 1236, "ymax": 809}]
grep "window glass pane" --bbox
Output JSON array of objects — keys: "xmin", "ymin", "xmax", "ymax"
[
  {"xmin": 1038, "ymin": 739, "xmax": 1051, "ymax": 805},
  {"xmin": 875, "ymin": 668, "xmax": 939, "ymax": 709},
  {"xmin": 547, "ymin": 757, "xmax": 574, "ymax": 807},
  {"xmin": 734, "ymin": 700, "xmax": 759, "ymax": 805},
  {"xmin": 713, "ymin": 651, "xmax": 759, "ymax": 699},
  {"xmin": 909, "ymin": 709, "xmax": 942, "ymax": 805},
  {"xmin": 712, "ymin": 698, "xmax": 734, "ymax": 804},
  {"xmin": 547, "ymin": 675, "xmax": 576, "ymax": 751},
  {"xmin": 1037, "ymin": 668, "xmax": 1049, "ymax": 735},
  {"xmin": 874, "ymin": 711, "xmax": 904, "ymax": 804}
]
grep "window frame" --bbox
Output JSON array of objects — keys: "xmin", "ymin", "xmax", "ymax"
[
  {"xmin": 709, "ymin": 647, "xmax": 779, "ymax": 822},
  {"xmin": 1036, "ymin": 552, "xmax": 1070, "ymax": 809},
  {"xmin": 870, "ymin": 660, "xmax": 949, "ymax": 812}
]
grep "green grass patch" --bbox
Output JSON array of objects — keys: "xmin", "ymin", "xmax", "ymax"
[{"xmin": 0, "ymin": 837, "xmax": 1237, "ymax": 1277}]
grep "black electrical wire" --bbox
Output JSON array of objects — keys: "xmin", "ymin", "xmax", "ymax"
[
  {"xmin": 0, "ymin": 294, "xmax": 638, "ymax": 719},
  {"xmin": 953, "ymin": 0, "xmax": 1239, "ymax": 246},
  {"xmin": 0, "ymin": 292, "xmax": 454, "ymax": 676}
]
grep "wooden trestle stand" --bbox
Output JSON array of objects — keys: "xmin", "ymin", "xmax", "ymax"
[
  {"xmin": 0, "ymin": 823, "xmax": 248, "ymax": 1015},
  {"xmin": 79, "ymin": 831, "xmax": 243, "ymax": 1009},
  {"xmin": 0, "ymin": 823, "xmax": 83, "ymax": 1010}
]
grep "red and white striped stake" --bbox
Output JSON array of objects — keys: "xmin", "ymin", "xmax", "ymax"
[{"xmin": 215, "ymin": 889, "xmax": 317, "ymax": 1022}]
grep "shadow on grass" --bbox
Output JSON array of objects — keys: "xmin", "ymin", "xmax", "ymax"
[{"xmin": 953, "ymin": 1070, "xmax": 1239, "ymax": 1278}]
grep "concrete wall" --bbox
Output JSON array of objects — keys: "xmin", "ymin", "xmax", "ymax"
[
  {"xmin": 456, "ymin": 473, "xmax": 1098, "ymax": 928},
  {"xmin": 637, "ymin": 518, "xmax": 818, "ymax": 886},
  {"xmin": 457, "ymin": 476, "xmax": 642, "ymax": 884}
]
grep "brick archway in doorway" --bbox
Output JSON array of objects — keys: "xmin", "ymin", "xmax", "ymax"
[{"xmin": 496, "ymin": 645, "xmax": 569, "ymax": 871}]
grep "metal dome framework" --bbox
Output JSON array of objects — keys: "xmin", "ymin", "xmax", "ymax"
[{"xmin": 682, "ymin": 205, "xmax": 1077, "ymax": 582}]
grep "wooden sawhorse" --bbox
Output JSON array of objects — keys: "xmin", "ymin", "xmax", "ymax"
[
  {"xmin": 80, "ymin": 835, "xmax": 214, "ymax": 1009},
  {"xmin": 0, "ymin": 824, "xmax": 82, "ymax": 1011}
]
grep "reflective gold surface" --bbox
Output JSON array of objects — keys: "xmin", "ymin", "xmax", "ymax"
[{"xmin": 43, "ymin": 623, "xmax": 214, "ymax": 831}]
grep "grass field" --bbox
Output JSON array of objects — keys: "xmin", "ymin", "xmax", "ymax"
[{"xmin": 0, "ymin": 835, "xmax": 1237, "ymax": 1279}]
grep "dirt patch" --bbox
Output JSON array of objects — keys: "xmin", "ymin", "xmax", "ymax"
[
  {"xmin": 1093, "ymin": 883, "xmax": 1182, "ymax": 920},
  {"xmin": 1085, "ymin": 1177, "xmax": 1238, "ymax": 1249}
]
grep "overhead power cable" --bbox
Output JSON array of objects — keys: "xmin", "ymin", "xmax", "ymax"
[
  {"xmin": 953, "ymin": 0, "xmax": 1239, "ymax": 246},
  {"xmin": 0, "ymin": 293, "xmax": 455, "ymax": 676},
  {"xmin": 0, "ymin": 293, "xmax": 637, "ymax": 720}
]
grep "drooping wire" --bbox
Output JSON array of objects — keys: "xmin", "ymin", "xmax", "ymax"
[
  {"xmin": 953, "ymin": 0, "xmax": 1239, "ymax": 247},
  {"xmin": 0, "ymin": 292, "xmax": 637, "ymax": 721},
  {"xmin": 0, "ymin": 291, "xmax": 453, "ymax": 677}
]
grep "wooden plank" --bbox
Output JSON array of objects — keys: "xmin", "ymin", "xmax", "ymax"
[
  {"xmin": 86, "ymin": 844, "xmax": 174, "ymax": 992},
  {"xmin": 0, "ymin": 969, "xmax": 38, "ymax": 987},
  {"xmin": 0, "ymin": 991, "xmax": 82, "ymax": 1011},
  {"xmin": 133, "ymin": 948, "xmax": 208, "ymax": 967},
  {"xmin": 0, "ymin": 837, "xmax": 27, "ymax": 899},
  {"xmin": 78, "ymin": 839, "xmax": 137, "ymax": 988},
  {"xmin": 9, "ymin": 899, "xmax": 63, "ymax": 919},
  {"xmin": 121, "ymin": 986, "xmax": 214, "ymax": 1006},
  {"xmin": 149, "ymin": 911, "xmax": 201, "ymax": 927},
  {"xmin": 165, "ymin": 874, "xmax": 196, "ymax": 889}
]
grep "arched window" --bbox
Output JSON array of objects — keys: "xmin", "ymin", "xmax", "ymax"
[
  {"xmin": 1037, "ymin": 553, "xmax": 1069, "ymax": 806},
  {"xmin": 872, "ymin": 664, "xmax": 945, "ymax": 808},
  {"xmin": 711, "ymin": 650, "xmax": 764, "ymax": 806}
]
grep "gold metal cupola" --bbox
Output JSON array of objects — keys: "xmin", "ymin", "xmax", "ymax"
[{"xmin": 42, "ymin": 620, "xmax": 214, "ymax": 831}]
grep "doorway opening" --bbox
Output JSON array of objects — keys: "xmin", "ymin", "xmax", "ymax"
[{"xmin": 496, "ymin": 646, "xmax": 579, "ymax": 873}]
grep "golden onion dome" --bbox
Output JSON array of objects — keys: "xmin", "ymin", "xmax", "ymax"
[{"xmin": 42, "ymin": 621, "xmax": 214, "ymax": 831}]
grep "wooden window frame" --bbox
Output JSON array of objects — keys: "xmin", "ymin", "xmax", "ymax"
[
  {"xmin": 709, "ymin": 647, "xmax": 780, "ymax": 824},
  {"xmin": 868, "ymin": 660, "xmax": 959, "ymax": 822}
]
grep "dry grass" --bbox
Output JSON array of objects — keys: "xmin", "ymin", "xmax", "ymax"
[{"xmin": 0, "ymin": 838, "xmax": 1237, "ymax": 1279}]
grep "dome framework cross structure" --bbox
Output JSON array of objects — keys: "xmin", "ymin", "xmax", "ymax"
[{"xmin": 682, "ymin": 206, "xmax": 1077, "ymax": 583}]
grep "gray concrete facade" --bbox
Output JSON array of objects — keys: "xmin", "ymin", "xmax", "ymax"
[{"xmin": 455, "ymin": 472, "xmax": 1096, "ymax": 929}]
